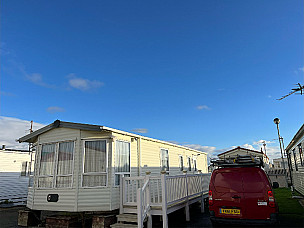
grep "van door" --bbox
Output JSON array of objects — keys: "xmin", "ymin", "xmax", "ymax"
[
  {"xmin": 242, "ymin": 168, "xmax": 272, "ymax": 219},
  {"xmin": 212, "ymin": 168, "xmax": 246, "ymax": 219}
]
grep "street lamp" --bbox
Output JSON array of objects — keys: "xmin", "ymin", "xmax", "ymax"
[{"xmin": 273, "ymin": 118, "xmax": 289, "ymax": 187}]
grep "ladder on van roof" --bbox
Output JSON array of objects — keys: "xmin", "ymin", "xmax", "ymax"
[{"xmin": 211, "ymin": 155, "xmax": 264, "ymax": 168}]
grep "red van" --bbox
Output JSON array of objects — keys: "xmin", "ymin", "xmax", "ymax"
[{"xmin": 209, "ymin": 156, "xmax": 278, "ymax": 225}]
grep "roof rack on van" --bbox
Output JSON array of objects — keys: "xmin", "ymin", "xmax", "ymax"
[{"xmin": 211, "ymin": 155, "xmax": 264, "ymax": 168}]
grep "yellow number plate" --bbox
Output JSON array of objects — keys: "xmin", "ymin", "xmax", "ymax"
[{"xmin": 219, "ymin": 208, "xmax": 240, "ymax": 215}]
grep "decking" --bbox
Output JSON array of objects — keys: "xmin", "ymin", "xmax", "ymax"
[{"xmin": 114, "ymin": 172, "xmax": 211, "ymax": 228}]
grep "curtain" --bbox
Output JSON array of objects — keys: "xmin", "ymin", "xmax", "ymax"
[
  {"xmin": 40, "ymin": 144, "xmax": 56, "ymax": 175},
  {"xmin": 188, "ymin": 157, "xmax": 192, "ymax": 171},
  {"xmin": 83, "ymin": 140, "xmax": 107, "ymax": 187},
  {"xmin": 161, "ymin": 149, "xmax": 169, "ymax": 171},
  {"xmin": 115, "ymin": 141, "xmax": 130, "ymax": 173},
  {"xmin": 84, "ymin": 140, "xmax": 106, "ymax": 173},
  {"xmin": 57, "ymin": 141, "xmax": 74, "ymax": 175},
  {"xmin": 179, "ymin": 156, "xmax": 183, "ymax": 171}
]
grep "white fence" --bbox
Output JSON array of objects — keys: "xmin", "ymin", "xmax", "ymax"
[{"xmin": 120, "ymin": 172, "xmax": 211, "ymax": 228}]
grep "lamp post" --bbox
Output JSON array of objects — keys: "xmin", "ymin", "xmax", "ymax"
[{"xmin": 273, "ymin": 118, "xmax": 289, "ymax": 187}]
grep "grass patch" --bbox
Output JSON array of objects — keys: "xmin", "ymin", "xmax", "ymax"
[{"xmin": 273, "ymin": 188, "xmax": 304, "ymax": 218}]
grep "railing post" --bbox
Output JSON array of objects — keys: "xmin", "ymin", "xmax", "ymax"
[
  {"xmin": 183, "ymin": 170, "xmax": 190, "ymax": 221},
  {"xmin": 120, "ymin": 175, "xmax": 124, "ymax": 214},
  {"xmin": 137, "ymin": 188, "xmax": 143, "ymax": 228},
  {"xmin": 199, "ymin": 172, "xmax": 205, "ymax": 213},
  {"xmin": 145, "ymin": 171, "xmax": 152, "ymax": 228},
  {"xmin": 161, "ymin": 171, "xmax": 168, "ymax": 228}
]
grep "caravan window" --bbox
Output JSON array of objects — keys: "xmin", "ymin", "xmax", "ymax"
[
  {"xmin": 293, "ymin": 149, "xmax": 298, "ymax": 171},
  {"xmin": 160, "ymin": 149, "xmax": 169, "ymax": 172},
  {"xmin": 21, "ymin": 161, "xmax": 28, "ymax": 176},
  {"xmin": 115, "ymin": 141, "xmax": 130, "ymax": 185},
  {"xmin": 82, "ymin": 140, "xmax": 107, "ymax": 187},
  {"xmin": 298, "ymin": 143, "xmax": 303, "ymax": 166},
  {"xmin": 179, "ymin": 155, "xmax": 184, "ymax": 171},
  {"xmin": 188, "ymin": 157, "xmax": 192, "ymax": 171},
  {"xmin": 38, "ymin": 141, "xmax": 74, "ymax": 188},
  {"xmin": 56, "ymin": 142, "xmax": 74, "ymax": 188}
]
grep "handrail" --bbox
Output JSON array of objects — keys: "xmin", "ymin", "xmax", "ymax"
[{"xmin": 137, "ymin": 177, "xmax": 151, "ymax": 228}]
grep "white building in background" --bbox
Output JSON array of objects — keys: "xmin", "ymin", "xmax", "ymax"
[
  {"xmin": 272, "ymin": 158, "xmax": 288, "ymax": 169},
  {"xmin": 0, "ymin": 146, "xmax": 33, "ymax": 206}
]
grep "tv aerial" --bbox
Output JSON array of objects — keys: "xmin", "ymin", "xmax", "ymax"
[{"xmin": 277, "ymin": 83, "xmax": 304, "ymax": 100}]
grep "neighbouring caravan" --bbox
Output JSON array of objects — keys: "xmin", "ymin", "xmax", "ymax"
[
  {"xmin": 18, "ymin": 120, "xmax": 208, "ymax": 212},
  {"xmin": 0, "ymin": 147, "xmax": 33, "ymax": 206},
  {"xmin": 286, "ymin": 124, "xmax": 304, "ymax": 195}
]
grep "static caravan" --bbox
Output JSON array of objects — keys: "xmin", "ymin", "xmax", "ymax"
[
  {"xmin": 0, "ymin": 147, "xmax": 32, "ymax": 206},
  {"xmin": 18, "ymin": 120, "xmax": 208, "ymax": 212},
  {"xmin": 217, "ymin": 146, "xmax": 270, "ymax": 169},
  {"xmin": 286, "ymin": 124, "xmax": 304, "ymax": 195}
]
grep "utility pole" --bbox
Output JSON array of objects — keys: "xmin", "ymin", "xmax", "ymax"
[{"xmin": 273, "ymin": 118, "xmax": 289, "ymax": 187}]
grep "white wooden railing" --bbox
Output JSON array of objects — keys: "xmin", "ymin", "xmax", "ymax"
[
  {"xmin": 137, "ymin": 176, "xmax": 152, "ymax": 228},
  {"xmin": 120, "ymin": 172, "xmax": 211, "ymax": 228}
]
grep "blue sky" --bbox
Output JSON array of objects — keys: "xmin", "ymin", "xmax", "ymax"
[{"xmin": 0, "ymin": 0, "xmax": 303, "ymax": 161}]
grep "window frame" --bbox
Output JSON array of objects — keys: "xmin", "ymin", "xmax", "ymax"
[
  {"xmin": 298, "ymin": 143, "xmax": 303, "ymax": 166},
  {"xmin": 187, "ymin": 156, "xmax": 192, "ymax": 171},
  {"xmin": 193, "ymin": 156, "xmax": 197, "ymax": 171},
  {"xmin": 114, "ymin": 140, "xmax": 131, "ymax": 186},
  {"xmin": 179, "ymin": 155, "xmax": 184, "ymax": 171},
  {"xmin": 292, "ymin": 148, "xmax": 298, "ymax": 171},
  {"xmin": 81, "ymin": 139, "xmax": 108, "ymax": 188},
  {"xmin": 37, "ymin": 140, "xmax": 75, "ymax": 189},
  {"xmin": 160, "ymin": 148, "xmax": 169, "ymax": 172}
]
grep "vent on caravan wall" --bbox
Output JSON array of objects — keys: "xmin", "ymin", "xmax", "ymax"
[{"xmin": 47, "ymin": 194, "xmax": 59, "ymax": 202}]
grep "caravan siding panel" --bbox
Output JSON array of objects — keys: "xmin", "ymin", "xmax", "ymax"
[
  {"xmin": 293, "ymin": 172, "xmax": 304, "ymax": 195},
  {"xmin": 27, "ymin": 188, "xmax": 34, "ymax": 208},
  {"xmin": 32, "ymin": 189, "xmax": 76, "ymax": 211},
  {"xmin": 77, "ymin": 188, "xmax": 111, "ymax": 211},
  {"xmin": 140, "ymin": 138, "xmax": 207, "ymax": 176}
]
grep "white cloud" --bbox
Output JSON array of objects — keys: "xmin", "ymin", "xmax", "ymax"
[
  {"xmin": 196, "ymin": 105, "xmax": 211, "ymax": 110},
  {"xmin": 0, "ymin": 116, "xmax": 45, "ymax": 150},
  {"xmin": 47, "ymin": 106, "xmax": 65, "ymax": 113},
  {"xmin": 26, "ymin": 73, "xmax": 54, "ymax": 88},
  {"xmin": 298, "ymin": 67, "xmax": 304, "ymax": 72},
  {"xmin": 68, "ymin": 74, "xmax": 104, "ymax": 91},
  {"xmin": 131, "ymin": 128, "xmax": 148, "ymax": 134}
]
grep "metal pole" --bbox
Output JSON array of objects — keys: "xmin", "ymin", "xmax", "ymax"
[
  {"xmin": 280, "ymin": 136, "xmax": 293, "ymax": 189},
  {"xmin": 275, "ymin": 123, "xmax": 288, "ymax": 186}
]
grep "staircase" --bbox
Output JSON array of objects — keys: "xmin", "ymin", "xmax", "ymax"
[{"xmin": 110, "ymin": 213, "xmax": 138, "ymax": 228}]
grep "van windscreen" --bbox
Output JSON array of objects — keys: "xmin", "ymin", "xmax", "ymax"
[{"xmin": 214, "ymin": 171, "xmax": 243, "ymax": 193}]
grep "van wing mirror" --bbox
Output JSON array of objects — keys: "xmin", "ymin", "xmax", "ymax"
[{"xmin": 272, "ymin": 182, "xmax": 279, "ymax": 189}]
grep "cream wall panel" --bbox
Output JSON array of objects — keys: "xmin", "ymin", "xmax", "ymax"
[
  {"xmin": 77, "ymin": 188, "xmax": 111, "ymax": 211},
  {"xmin": 39, "ymin": 128, "xmax": 79, "ymax": 144},
  {"xmin": 32, "ymin": 189, "xmax": 76, "ymax": 212}
]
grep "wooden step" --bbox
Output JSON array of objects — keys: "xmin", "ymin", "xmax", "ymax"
[
  {"xmin": 117, "ymin": 214, "xmax": 138, "ymax": 223},
  {"xmin": 110, "ymin": 223, "xmax": 138, "ymax": 228}
]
